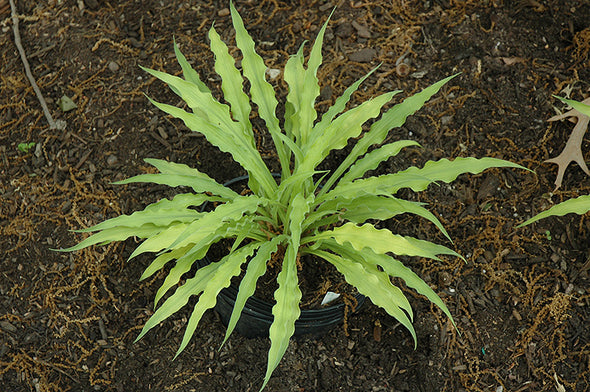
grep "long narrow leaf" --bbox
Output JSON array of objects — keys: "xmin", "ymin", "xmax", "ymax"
[
  {"xmin": 339, "ymin": 140, "xmax": 420, "ymax": 184},
  {"xmin": 314, "ymin": 66, "xmax": 382, "ymax": 135},
  {"xmin": 309, "ymin": 249, "xmax": 417, "ymax": 344},
  {"xmin": 174, "ymin": 243, "xmax": 259, "ymax": 357},
  {"xmin": 115, "ymin": 172, "xmax": 236, "ymax": 199},
  {"xmin": 142, "ymin": 66, "xmax": 239, "ymax": 135},
  {"xmin": 301, "ymin": 92, "xmax": 396, "ymax": 172},
  {"xmin": 230, "ymin": 2, "xmax": 290, "ymax": 177},
  {"xmin": 145, "ymin": 98, "xmax": 276, "ymax": 196},
  {"xmin": 311, "ymin": 195, "xmax": 450, "ymax": 240},
  {"xmin": 368, "ymin": 251, "xmax": 455, "ymax": 328},
  {"xmin": 135, "ymin": 257, "xmax": 221, "ymax": 342},
  {"xmin": 173, "ymin": 39, "xmax": 211, "ymax": 93},
  {"xmin": 321, "ymin": 74, "xmax": 458, "ymax": 194},
  {"xmin": 59, "ymin": 224, "xmax": 163, "ymax": 252},
  {"xmin": 283, "ymin": 43, "xmax": 307, "ymax": 143},
  {"xmin": 221, "ymin": 236, "xmax": 285, "ymax": 346},
  {"xmin": 76, "ymin": 194, "xmax": 204, "ymax": 234},
  {"xmin": 294, "ymin": 10, "xmax": 333, "ymax": 146},
  {"xmin": 135, "ymin": 243, "xmax": 257, "ymax": 354},
  {"xmin": 167, "ymin": 195, "xmax": 266, "ymax": 250},
  {"xmin": 143, "ymin": 158, "xmax": 222, "ymax": 181},
  {"xmin": 326, "ymin": 241, "xmax": 455, "ymax": 330},
  {"xmin": 311, "ymin": 222, "xmax": 460, "ymax": 260},
  {"xmin": 262, "ymin": 243, "xmax": 302, "ymax": 391},
  {"xmin": 326, "ymin": 157, "xmax": 527, "ymax": 202},
  {"xmin": 140, "ymin": 245, "xmax": 193, "ymax": 281},
  {"xmin": 154, "ymin": 239, "xmax": 217, "ymax": 306},
  {"xmin": 208, "ymin": 24, "xmax": 253, "ymax": 138},
  {"xmin": 130, "ymin": 223, "xmax": 191, "ymax": 260},
  {"xmin": 518, "ymin": 194, "xmax": 590, "ymax": 227},
  {"xmin": 554, "ymin": 96, "xmax": 590, "ymax": 117},
  {"xmin": 153, "ymin": 218, "xmax": 262, "ymax": 306}
]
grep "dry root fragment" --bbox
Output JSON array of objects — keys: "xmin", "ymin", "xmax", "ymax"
[{"xmin": 545, "ymin": 97, "xmax": 590, "ymax": 190}]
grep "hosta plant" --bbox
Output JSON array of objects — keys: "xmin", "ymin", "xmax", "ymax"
[{"xmin": 62, "ymin": 3, "xmax": 525, "ymax": 390}]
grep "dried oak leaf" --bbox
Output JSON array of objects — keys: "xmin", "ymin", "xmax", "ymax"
[{"xmin": 545, "ymin": 97, "xmax": 590, "ymax": 190}]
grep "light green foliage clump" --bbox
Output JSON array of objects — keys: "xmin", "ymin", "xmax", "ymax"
[{"xmin": 62, "ymin": 3, "xmax": 525, "ymax": 390}]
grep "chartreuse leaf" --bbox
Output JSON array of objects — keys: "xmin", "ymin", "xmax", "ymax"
[
  {"xmin": 135, "ymin": 258, "xmax": 220, "ymax": 342},
  {"xmin": 174, "ymin": 243, "xmax": 259, "ymax": 357},
  {"xmin": 76, "ymin": 194, "xmax": 204, "ymax": 234},
  {"xmin": 142, "ymin": 158, "xmax": 213, "ymax": 178},
  {"xmin": 229, "ymin": 2, "xmax": 290, "ymax": 178},
  {"xmin": 135, "ymin": 243, "xmax": 258, "ymax": 356},
  {"xmin": 314, "ymin": 66, "xmax": 382, "ymax": 136},
  {"xmin": 326, "ymin": 157, "xmax": 527, "ymax": 202},
  {"xmin": 309, "ymin": 248, "xmax": 416, "ymax": 345},
  {"xmin": 115, "ymin": 160, "xmax": 237, "ymax": 199},
  {"xmin": 59, "ymin": 224, "xmax": 163, "ymax": 252},
  {"xmin": 339, "ymin": 140, "xmax": 421, "ymax": 184},
  {"xmin": 154, "ymin": 240, "xmax": 215, "ymax": 307},
  {"xmin": 167, "ymin": 195, "xmax": 267, "ymax": 250},
  {"xmin": 261, "ymin": 192, "xmax": 309, "ymax": 390},
  {"xmin": 310, "ymin": 195, "xmax": 450, "ymax": 240},
  {"xmin": 147, "ymin": 197, "xmax": 266, "ymax": 307},
  {"xmin": 221, "ymin": 235, "xmax": 285, "ymax": 346},
  {"xmin": 321, "ymin": 74, "xmax": 458, "ymax": 195},
  {"xmin": 154, "ymin": 222, "xmax": 263, "ymax": 306},
  {"xmin": 144, "ymin": 98, "xmax": 276, "ymax": 197},
  {"xmin": 396, "ymin": 157, "xmax": 528, "ymax": 192},
  {"xmin": 289, "ymin": 9, "xmax": 332, "ymax": 146},
  {"xmin": 284, "ymin": 43, "xmax": 307, "ymax": 143},
  {"xmin": 153, "ymin": 224, "xmax": 249, "ymax": 307},
  {"xmin": 311, "ymin": 222, "xmax": 460, "ymax": 260},
  {"xmin": 115, "ymin": 171, "xmax": 234, "ymax": 197},
  {"xmin": 262, "ymin": 243, "xmax": 302, "ymax": 391},
  {"xmin": 141, "ymin": 66, "xmax": 237, "ymax": 132},
  {"xmin": 301, "ymin": 91, "xmax": 397, "ymax": 172},
  {"xmin": 173, "ymin": 39, "xmax": 210, "ymax": 93},
  {"xmin": 366, "ymin": 251, "xmax": 455, "ymax": 328},
  {"xmin": 324, "ymin": 240, "xmax": 455, "ymax": 330},
  {"xmin": 275, "ymin": 170, "xmax": 318, "ymax": 205},
  {"xmin": 518, "ymin": 194, "xmax": 590, "ymax": 227},
  {"xmin": 130, "ymin": 223, "xmax": 191, "ymax": 260},
  {"xmin": 208, "ymin": 23, "xmax": 253, "ymax": 139},
  {"xmin": 140, "ymin": 245, "xmax": 193, "ymax": 281},
  {"xmin": 287, "ymin": 192, "xmax": 312, "ymax": 240}
]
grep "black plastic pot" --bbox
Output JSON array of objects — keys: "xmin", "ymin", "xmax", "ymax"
[
  {"xmin": 215, "ymin": 282, "xmax": 365, "ymax": 338},
  {"xmin": 201, "ymin": 175, "xmax": 366, "ymax": 338}
]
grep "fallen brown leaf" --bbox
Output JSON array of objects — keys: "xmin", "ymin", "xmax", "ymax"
[{"xmin": 545, "ymin": 97, "xmax": 590, "ymax": 190}]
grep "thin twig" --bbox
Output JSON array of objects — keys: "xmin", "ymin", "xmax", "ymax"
[{"xmin": 10, "ymin": 0, "xmax": 65, "ymax": 130}]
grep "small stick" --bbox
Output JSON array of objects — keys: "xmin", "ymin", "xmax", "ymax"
[{"xmin": 10, "ymin": 0, "xmax": 65, "ymax": 130}]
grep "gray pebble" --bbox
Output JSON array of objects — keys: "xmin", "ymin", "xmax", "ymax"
[
  {"xmin": 108, "ymin": 61, "xmax": 120, "ymax": 72},
  {"xmin": 106, "ymin": 155, "xmax": 118, "ymax": 167},
  {"xmin": 84, "ymin": 0, "xmax": 99, "ymax": 10},
  {"xmin": 128, "ymin": 37, "xmax": 142, "ymax": 48},
  {"xmin": 352, "ymin": 21, "xmax": 371, "ymax": 39},
  {"xmin": 349, "ymin": 48, "xmax": 376, "ymax": 63},
  {"xmin": 336, "ymin": 22, "xmax": 353, "ymax": 38},
  {"xmin": 0, "ymin": 321, "xmax": 16, "ymax": 333}
]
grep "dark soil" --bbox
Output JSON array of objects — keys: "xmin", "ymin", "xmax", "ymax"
[{"xmin": 1, "ymin": 1, "xmax": 589, "ymax": 391}]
